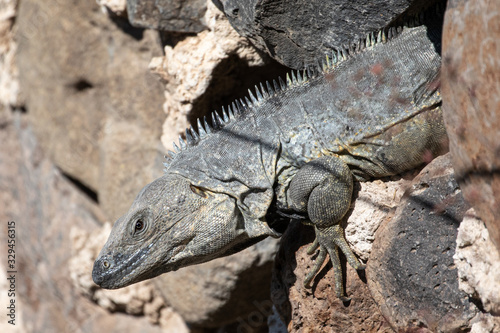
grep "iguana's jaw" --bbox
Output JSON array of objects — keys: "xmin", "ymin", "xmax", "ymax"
[
  {"xmin": 92, "ymin": 242, "xmax": 155, "ymax": 289},
  {"xmin": 92, "ymin": 237, "xmax": 188, "ymax": 289}
]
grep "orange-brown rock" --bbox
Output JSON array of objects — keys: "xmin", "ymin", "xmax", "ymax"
[
  {"xmin": 441, "ymin": 0, "xmax": 500, "ymax": 254},
  {"xmin": 272, "ymin": 221, "xmax": 392, "ymax": 333}
]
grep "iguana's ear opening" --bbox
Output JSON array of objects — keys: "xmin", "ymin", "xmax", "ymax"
[{"xmin": 189, "ymin": 184, "xmax": 210, "ymax": 198}]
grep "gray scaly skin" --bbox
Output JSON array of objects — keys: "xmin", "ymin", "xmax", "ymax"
[{"xmin": 93, "ymin": 22, "xmax": 447, "ymax": 300}]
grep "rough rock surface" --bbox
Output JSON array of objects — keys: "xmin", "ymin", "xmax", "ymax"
[
  {"xmin": 470, "ymin": 314, "xmax": 500, "ymax": 333},
  {"xmin": 271, "ymin": 177, "xmax": 411, "ymax": 332},
  {"xmin": 153, "ymin": 237, "xmax": 280, "ymax": 328},
  {"xmin": 16, "ymin": 0, "xmax": 166, "ymax": 220},
  {"xmin": 441, "ymin": 0, "xmax": 500, "ymax": 253},
  {"xmin": 97, "ymin": 0, "xmax": 127, "ymax": 16},
  {"xmin": 217, "ymin": 0, "xmax": 440, "ymax": 69},
  {"xmin": 272, "ymin": 222, "xmax": 393, "ymax": 333},
  {"xmin": 368, "ymin": 155, "xmax": 478, "ymax": 332},
  {"xmin": 127, "ymin": 0, "xmax": 208, "ymax": 32},
  {"xmin": 150, "ymin": 1, "xmax": 289, "ymax": 148},
  {"xmin": 454, "ymin": 209, "xmax": 500, "ymax": 316},
  {"xmin": 0, "ymin": 111, "xmax": 179, "ymax": 332}
]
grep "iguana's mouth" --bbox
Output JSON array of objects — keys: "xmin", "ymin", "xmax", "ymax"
[
  {"xmin": 93, "ymin": 241, "xmax": 155, "ymax": 288},
  {"xmin": 165, "ymin": 234, "xmax": 196, "ymax": 267}
]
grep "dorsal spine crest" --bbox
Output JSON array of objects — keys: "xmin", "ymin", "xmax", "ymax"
[{"xmin": 164, "ymin": 17, "xmax": 431, "ymax": 168}]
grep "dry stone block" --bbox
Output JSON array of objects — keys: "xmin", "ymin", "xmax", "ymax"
[
  {"xmin": 441, "ymin": 0, "xmax": 500, "ymax": 253},
  {"xmin": 127, "ymin": 0, "xmax": 208, "ymax": 32},
  {"xmin": 16, "ymin": 0, "xmax": 166, "ymax": 220},
  {"xmin": 368, "ymin": 155, "xmax": 478, "ymax": 332},
  {"xmin": 217, "ymin": 0, "xmax": 441, "ymax": 68},
  {"xmin": 150, "ymin": 1, "xmax": 288, "ymax": 149}
]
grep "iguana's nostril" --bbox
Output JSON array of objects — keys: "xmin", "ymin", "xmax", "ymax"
[{"xmin": 92, "ymin": 257, "xmax": 114, "ymax": 286}]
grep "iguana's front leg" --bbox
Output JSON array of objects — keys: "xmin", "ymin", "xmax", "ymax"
[{"xmin": 288, "ymin": 156, "xmax": 365, "ymax": 301}]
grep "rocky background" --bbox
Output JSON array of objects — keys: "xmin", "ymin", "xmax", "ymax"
[{"xmin": 0, "ymin": 0, "xmax": 498, "ymax": 332}]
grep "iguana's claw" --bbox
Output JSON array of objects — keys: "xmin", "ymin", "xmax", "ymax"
[{"xmin": 303, "ymin": 224, "xmax": 365, "ymax": 300}]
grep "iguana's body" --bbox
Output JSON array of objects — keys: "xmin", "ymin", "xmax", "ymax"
[{"xmin": 93, "ymin": 23, "xmax": 446, "ymax": 300}]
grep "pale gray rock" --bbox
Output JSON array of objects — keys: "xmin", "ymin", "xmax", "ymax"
[
  {"xmin": 16, "ymin": 0, "xmax": 166, "ymax": 220},
  {"xmin": 153, "ymin": 237, "xmax": 280, "ymax": 327},
  {"xmin": 127, "ymin": 0, "xmax": 208, "ymax": 32}
]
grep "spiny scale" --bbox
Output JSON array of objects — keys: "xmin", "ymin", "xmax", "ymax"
[
  {"xmin": 260, "ymin": 82, "xmax": 269, "ymax": 99},
  {"xmin": 185, "ymin": 128, "xmax": 195, "ymax": 145},
  {"xmin": 222, "ymin": 106, "xmax": 229, "ymax": 123},
  {"xmin": 197, "ymin": 118, "xmax": 207, "ymax": 138},
  {"xmin": 248, "ymin": 89, "xmax": 258, "ymax": 104}
]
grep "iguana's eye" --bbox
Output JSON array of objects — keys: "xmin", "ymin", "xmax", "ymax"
[
  {"xmin": 135, "ymin": 219, "xmax": 144, "ymax": 232},
  {"xmin": 190, "ymin": 184, "xmax": 208, "ymax": 198}
]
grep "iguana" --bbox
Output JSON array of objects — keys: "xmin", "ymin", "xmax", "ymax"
[{"xmin": 92, "ymin": 22, "xmax": 446, "ymax": 301}]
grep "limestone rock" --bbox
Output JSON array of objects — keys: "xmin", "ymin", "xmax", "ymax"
[
  {"xmin": 70, "ymin": 223, "xmax": 155, "ymax": 315},
  {"xmin": 271, "ymin": 177, "xmax": 409, "ymax": 332},
  {"xmin": 454, "ymin": 209, "xmax": 500, "ymax": 315},
  {"xmin": 16, "ymin": 0, "xmax": 166, "ymax": 220},
  {"xmin": 217, "ymin": 0, "xmax": 441, "ymax": 69},
  {"xmin": 127, "ymin": 0, "xmax": 208, "ymax": 32},
  {"xmin": 368, "ymin": 155, "xmax": 478, "ymax": 332},
  {"xmin": 470, "ymin": 314, "xmax": 500, "ymax": 333},
  {"xmin": 97, "ymin": 0, "xmax": 127, "ymax": 16},
  {"xmin": 153, "ymin": 237, "xmax": 280, "ymax": 327},
  {"xmin": 441, "ymin": 0, "xmax": 500, "ymax": 253}
]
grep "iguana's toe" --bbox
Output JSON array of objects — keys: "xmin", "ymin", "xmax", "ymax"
[
  {"xmin": 304, "ymin": 244, "xmax": 327, "ymax": 288},
  {"xmin": 320, "ymin": 224, "xmax": 365, "ymax": 271},
  {"xmin": 306, "ymin": 238, "xmax": 319, "ymax": 255}
]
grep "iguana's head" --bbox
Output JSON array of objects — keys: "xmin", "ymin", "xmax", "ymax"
[{"xmin": 92, "ymin": 173, "xmax": 258, "ymax": 289}]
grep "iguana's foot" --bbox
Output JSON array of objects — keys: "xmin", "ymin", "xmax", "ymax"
[
  {"xmin": 304, "ymin": 224, "xmax": 365, "ymax": 301},
  {"xmin": 288, "ymin": 156, "xmax": 364, "ymax": 299}
]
